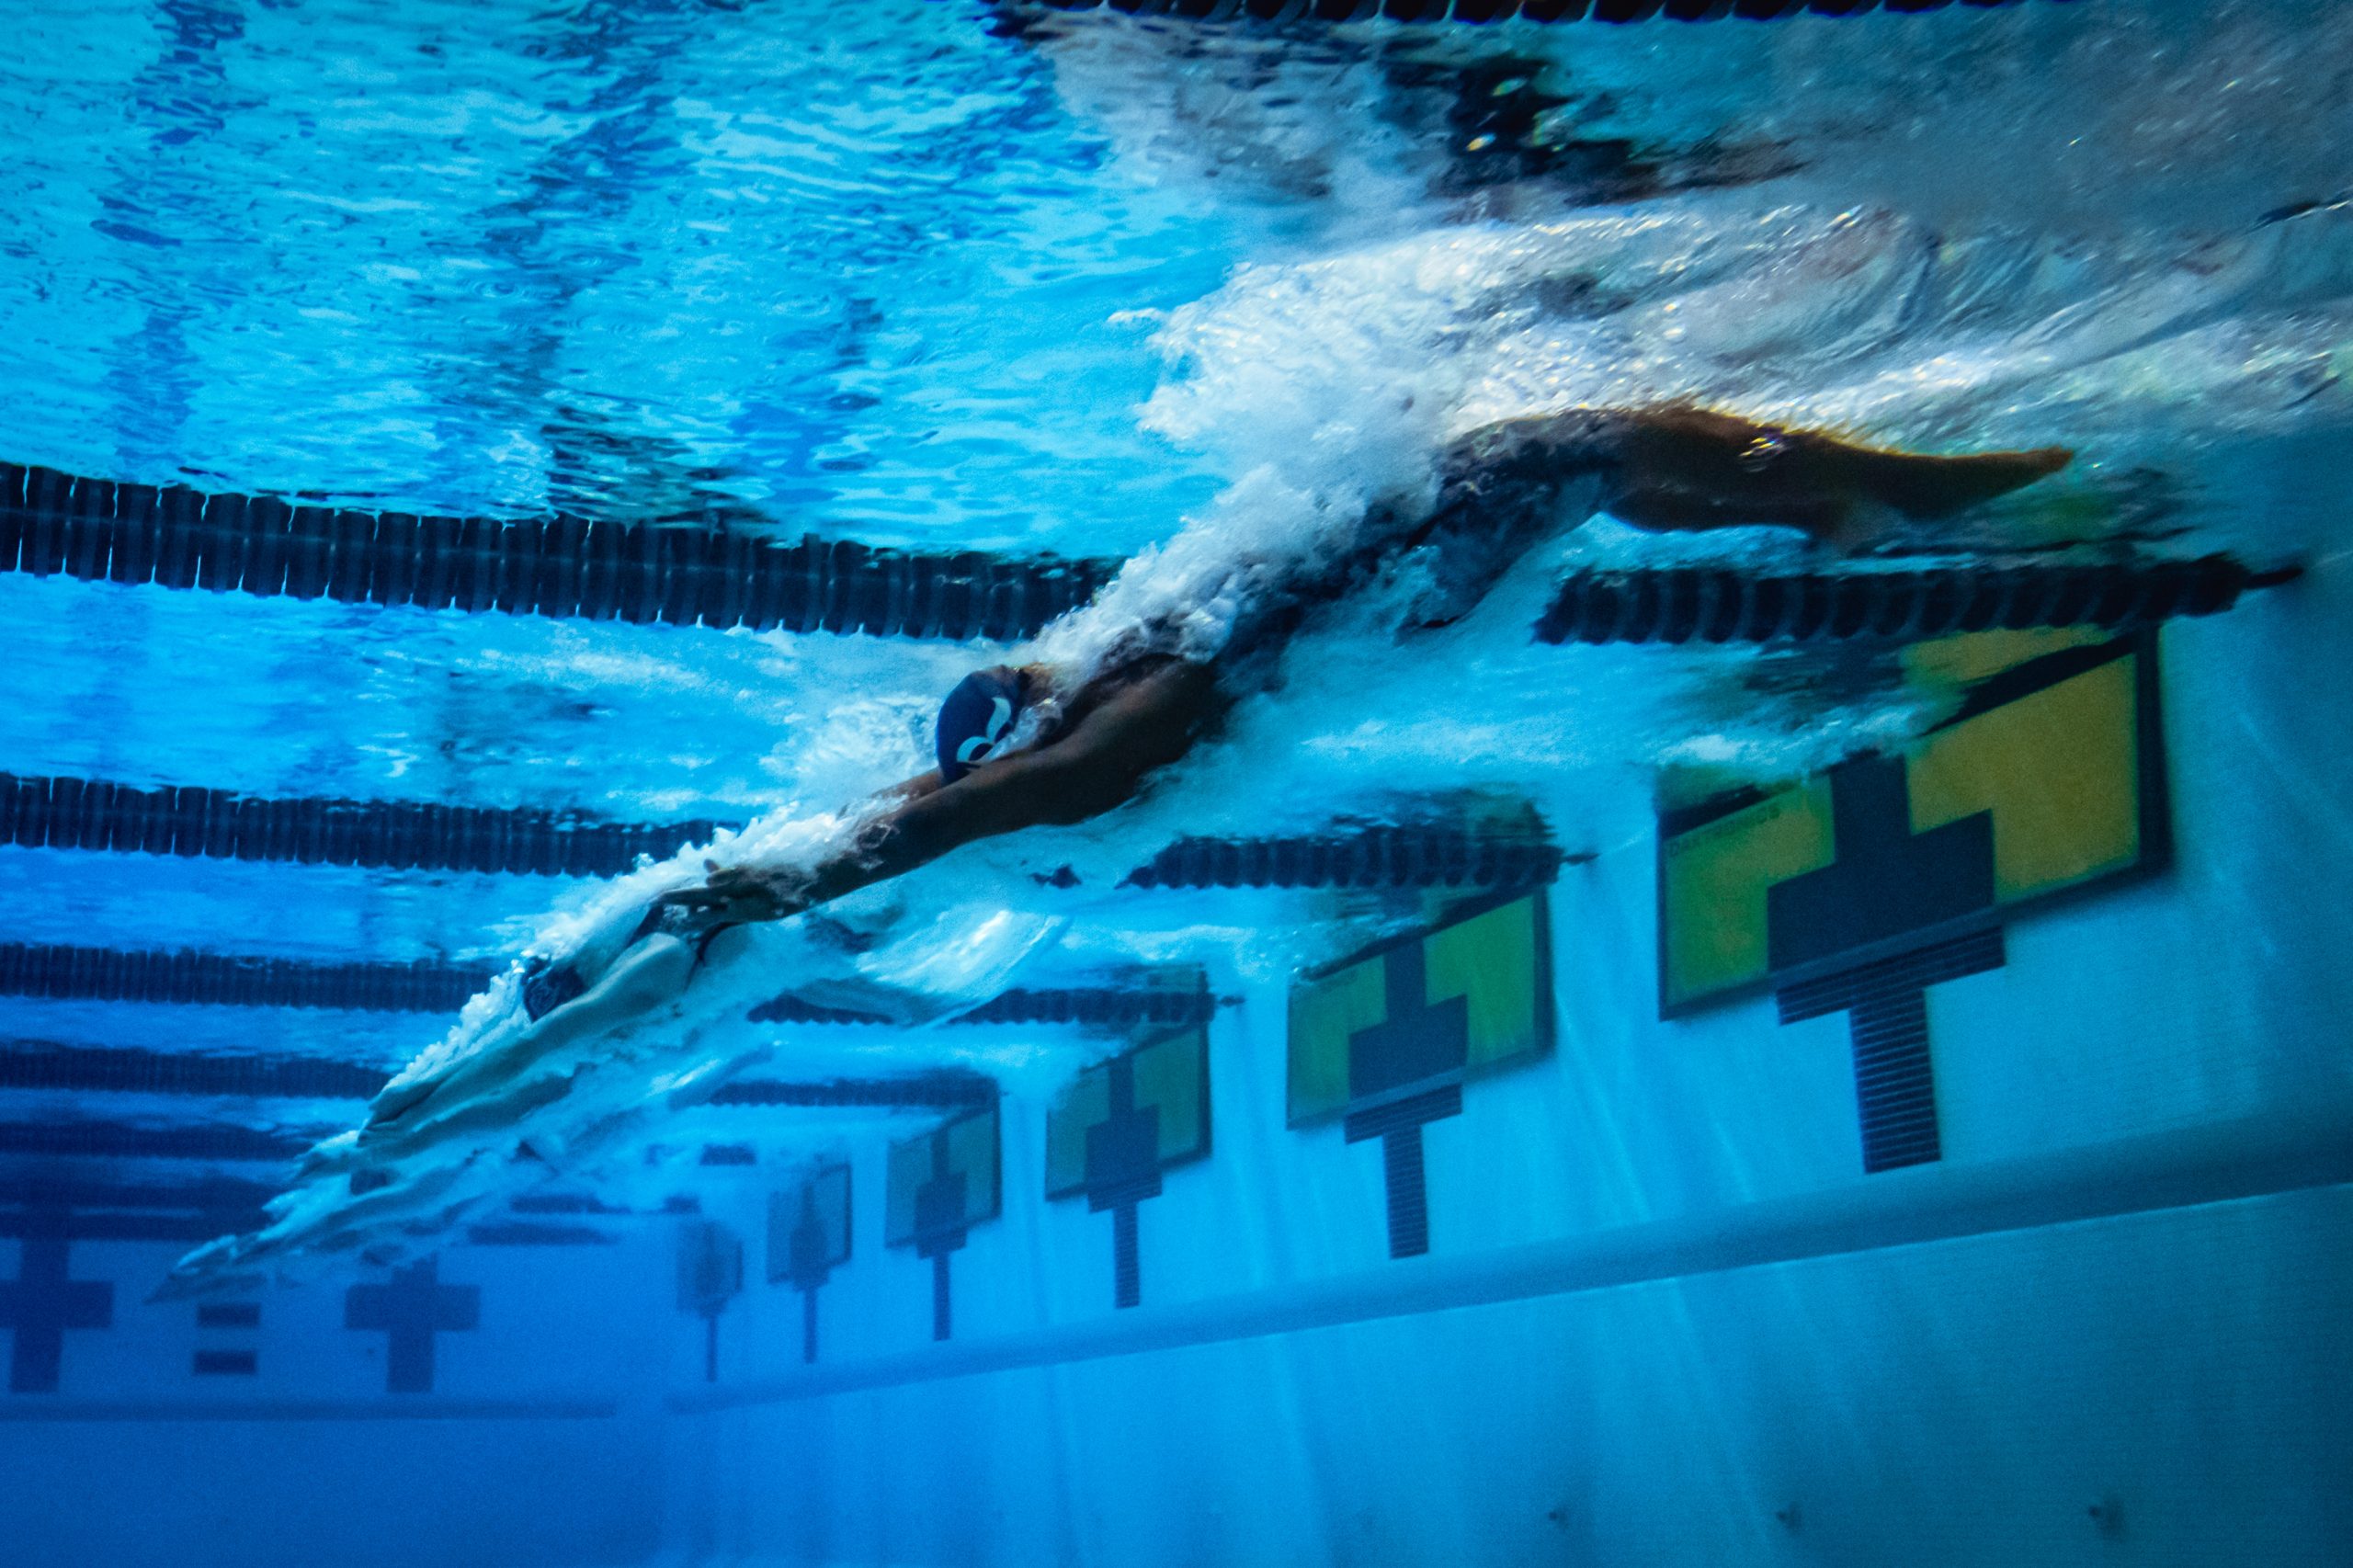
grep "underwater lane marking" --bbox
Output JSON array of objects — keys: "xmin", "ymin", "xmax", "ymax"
[
  {"xmin": 0, "ymin": 1397, "xmax": 618, "ymax": 1422},
  {"xmin": 670, "ymin": 1097, "xmax": 2353, "ymax": 1412}
]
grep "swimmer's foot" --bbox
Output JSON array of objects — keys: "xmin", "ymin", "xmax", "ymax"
[
  {"xmin": 364, "ymin": 1075, "xmax": 438, "ymax": 1131},
  {"xmin": 1830, "ymin": 440, "xmax": 2074, "ymax": 521},
  {"xmin": 521, "ymin": 957, "xmax": 589, "ymax": 1021},
  {"xmin": 514, "ymin": 892, "xmax": 688, "ymax": 1027}
]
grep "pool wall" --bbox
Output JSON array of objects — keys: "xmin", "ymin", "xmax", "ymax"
[{"xmin": 653, "ymin": 559, "xmax": 2353, "ymax": 1564}]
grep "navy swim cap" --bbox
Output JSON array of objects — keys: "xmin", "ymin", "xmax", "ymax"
[{"xmin": 935, "ymin": 668, "xmax": 1026, "ymax": 783}]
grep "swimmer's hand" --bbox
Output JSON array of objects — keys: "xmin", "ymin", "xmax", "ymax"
[{"xmin": 646, "ymin": 864, "xmax": 803, "ymax": 931}]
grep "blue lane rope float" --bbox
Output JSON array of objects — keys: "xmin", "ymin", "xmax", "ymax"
[
  {"xmin": 952, "ymin": 986, "xmax": 1216, "ymax": 1028},
  {"xmin": 0, "ymin": 943, "xmax": 490, "ymax": 1014},
  {"xmin": 0, "ymin": 1119, "xmax": 314, "ymax": 1163},
  {"xmin": 747, "ymin": 987, "xmax": 1219, "ymax": 1029},
  {"xmin": 3, "ymin": 767, "xmax": 1573, "ymax": 892},
  {"xmin": 0, "ymin": 1041, "xmax": 392, "ymax": 1100},
  {"xmin": 758, "ymin": 986, "xmax": 1216, "ymax": 1030},
  {"xmin": 1532, "ymin": 556, "xmax": 2298, "ymax": 647},
  {"xmin": 0, "ymin": 1042, "xmax": 1005, "ymax": 1119},
  {"xmin": 0, "ymin": 939, "xmax": 1209, "ymax": 1032},
  {"xmin": 1124, "ymin": 826, "xmax": 1573, "ymax": 891},
  {"xmin": 0, "ymin": 772, "xmax": 720, "ymax": 880},
  {"xmin": 2, "ymin": 1210, "xmax": 269, "ymax": 1243},
  {"xmin": 463, "ymin": 1222, "xmax": 618, "ymax": 1247},
  {"xmin": 0, "ymin": 1176, "xmax": 276, "ymax": 1211},
  {"xmin": 0, "ymin": 462, "xmax": 1112, "ymax": 642},
  {"xmin": 708, "ymin": 1074, "xmax": 1001, "ymax": 1109},
  {"xmin": 1004, "ymin": 0, "xmax": 2064, "ymax": 24}
]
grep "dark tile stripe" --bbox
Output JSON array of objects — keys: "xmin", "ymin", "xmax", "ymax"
[
  {"xmin": 1847, "ymin": 987, "xmax": 1941, "ymax": 1173},
  {"xmin": 1775, "ymin": 928, "xmax": 2003, "ymax": 1176},
  {"xmin": 1381, "ymin": 1129, "xmax": 1430, "ymax": 1259}
]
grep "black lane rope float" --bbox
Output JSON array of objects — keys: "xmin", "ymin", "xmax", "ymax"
[
  {"xmin": 0, "ymin": 1208, "xmax": 271, "ymax": 1240},
  {"xmin": 0, "ymin": 1040, "xmax": 1003, "ymax": 1116},
  {"xmin": 748, "ymin": 986, "xmax": 1219, "ymax": 1030},
  {"xmin": 0, "ymin": 1119, "xmax": 314, "ymax": 1164},
  {"xmin": 0, "ymin": 772, "xmax": 721, "ymax": 881},
  {"xmin": 4, "ymin": 463, "xmax": 2283, "ymax": 651},
  {"xmin": 955, "ymin": 985, "xmax": 1216, "ymax": 1028},
  {"xmin": 0, "ymin": 1040, "xmax": 392, "ymax": 1101},
  {"xmin": 4, "ymin": 767, "xmax": 1573, "ymax": 892},
  {"xmin": 0, "ymin": 1176, "xmax": 278, "ymax": 1211},
  {"xmin": 0, "ymin": 461, "xmax": 1111, "ymax": 642},
  {"xmin": 1004, "ymin": 0, "xmax": 2069, "ymax": 23},
  {"xmin": 0, "ymin": 943, "xmax": 490, "ymax": 1014},
  {"xmin": 465, "ymin": 1221, "xmax": 618, "ymax": 1247},
  {"xmin": 1125, "ymin": 827, "xmax": 1573, "ymax": 890},
  {"xmin": 708, "ymin": 1073, "xmax": 1002, "ymax": 1109},
  {"xmin": 1533, "ymin": 556, "xmax": 2298, "ymax": 647},
  {"xmin": 0, "ymin": 1037, "xmax": 1006, "ymax": 1131},
  {"xmin": 0, "ymin": 939, "xmax": 1222, "ymax": 1030}
]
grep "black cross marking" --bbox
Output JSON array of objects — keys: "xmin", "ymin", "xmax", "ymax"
[
  {"xmin": 911, "ymin": 1130, "xmax": 970, "ymax": 1343},
  {"xmin": 784, "ymin": 1188, "xmax": 835, "ymax": 1365},
  {"xmin": 679, "ymin": 1226, "xmax": 742, "ymax": 1383},
  {"xmin": 1779, "ymin": 928, "xmax": 2006, "ymax": 1174},
  {"xmin": 1342, "ymin": 938, "xmax": 1470, "ymax": 1258},
  {"xmin": 344, "ymin": 1257, "xmax": 478, "ymax": 1394},
  {"xmin": 1083, "ymin": 1054, "xmax": 1164, "ymax": 1310},
  {"xmin": 1768, "ymin": 755, "xmax": 1995, "ymax": 974},
  {"xmin": 0, "ymin": 1226, "xmax": 111, "ymax": 1393},
  {"xmin": 1765, "ymin": 756, "xmax": 2001, "ymax": 1173}
]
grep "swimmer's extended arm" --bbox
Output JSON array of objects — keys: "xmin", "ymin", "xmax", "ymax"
[{"xmin": 650, "ymin": 656, "xmax": 1222, "ymax": 929}]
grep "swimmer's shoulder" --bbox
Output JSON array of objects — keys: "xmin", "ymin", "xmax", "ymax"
[{"xmin": 1051, "ymin": 650, "xmax": 1196, "ymax": 732}]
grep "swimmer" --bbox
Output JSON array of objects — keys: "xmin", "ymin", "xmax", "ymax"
[
  {"xmin": 628, "ymin": 408, "xmax": 2068, "ymax": 937},
  {"xmin": 151, "ymin": 403, "xmax": 2066, "ymax": 1292},
  {"xmin": 395, "ymin": 404, "xmax": 2067, "ymax": 1115}
]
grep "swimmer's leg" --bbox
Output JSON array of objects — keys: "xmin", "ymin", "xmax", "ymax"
[
  {"xmin": 1596, "ymin": 407, "xmax": 2072, "ymax": 550},
  {"xmin": 363, "ymin": 933, "xmax": 697, "ymax": 1135}
]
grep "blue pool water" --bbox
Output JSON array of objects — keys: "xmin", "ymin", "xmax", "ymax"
[{"xmin": 1, "ymin": 1, "xmax": 2348, "ymax": 1563}]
